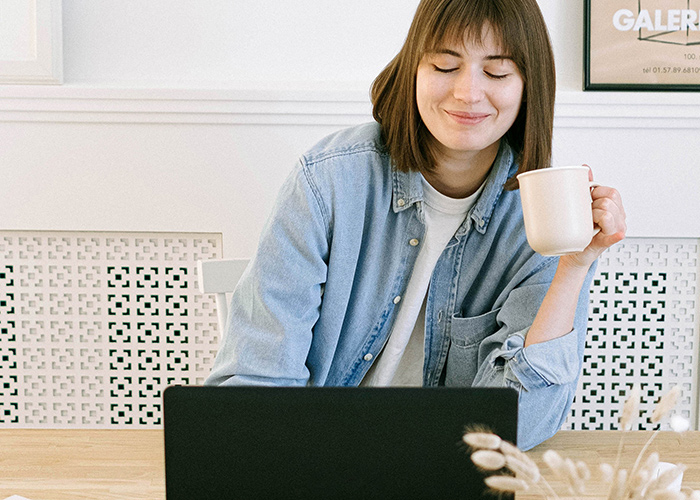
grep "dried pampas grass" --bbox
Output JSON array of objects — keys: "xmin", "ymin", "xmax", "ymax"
[
  {"xmin": 620, "ymin": 383, "xmax": 641, "ymax": 430},
  {"xmin": 483, "ymin": 475, "xmax": 530, "ymax": 492},
  {"xmin": 464, "ymin": 386, "xmax": 698, "ymax": 500},
  {"xmin": 652, "ymin": 386, "xmax": 682, "ymax": 424},
  {"xmin": 471, "ymin": 449, "xmax": 506, "ymax": 471},
  {"xmin": 463, "ymin": 431, "xmax": 501, "ymax": 450}
]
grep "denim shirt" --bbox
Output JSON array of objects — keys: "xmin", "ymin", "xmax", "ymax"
[{"xmin": 206, "ymin": 122, "xmax": 596, "ymax": 450}]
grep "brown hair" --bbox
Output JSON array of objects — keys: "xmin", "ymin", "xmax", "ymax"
[{"xmin": 371, "ymin": 0, "xmax": 556, "ymax": 190}]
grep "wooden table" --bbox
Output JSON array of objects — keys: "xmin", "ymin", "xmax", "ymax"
[
  {"xmin": 1, "ymin": 429, "xmax": 699, "ymax": 499},
  {"xmin": 0, "ymin": 430, "xmax": 164, "ymax": 500},
  {"xmin": 522, "ymin": 431, "xmax": 700, "ymax": 499}
]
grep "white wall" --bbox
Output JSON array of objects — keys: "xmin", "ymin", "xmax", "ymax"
[
  {"xmin": 55, "ymin": 0, "xmax": 601, "ymax": 92},
  {"xmin": 1, "ymin": 0, "xmax": 699, "ymax": 258},
  {"xmin": 62, "ymin": 0, "xmax": 419, "ymax": 88}
]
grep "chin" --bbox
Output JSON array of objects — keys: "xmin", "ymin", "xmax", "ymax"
[{"xmin": 444, "ymin": 140, "xmax": 490, "ymax": 154}]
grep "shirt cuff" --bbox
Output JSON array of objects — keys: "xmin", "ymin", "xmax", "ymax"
[{"xmin": 496, "ymin": 329, "xmax": 581, "ymax": 391}]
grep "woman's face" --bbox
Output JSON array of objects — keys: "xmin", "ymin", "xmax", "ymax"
[{"xmin": 416, "ymin": 27, "xmax": 524, "ymax": 164}]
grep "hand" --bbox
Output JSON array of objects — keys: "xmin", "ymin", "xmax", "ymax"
[{"xmin": 560, "ymin": 166, "xmax": 627, "ymax": 270}]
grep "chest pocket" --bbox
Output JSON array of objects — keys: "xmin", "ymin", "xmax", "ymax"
[{"xmin": 444, "ymin": 308, "xmax": 502, "ymax": 387}]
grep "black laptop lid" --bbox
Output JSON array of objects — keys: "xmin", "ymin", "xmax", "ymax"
[{"xmin": 163, "ymin": 386, "xmax": 518, "ymax": 500}]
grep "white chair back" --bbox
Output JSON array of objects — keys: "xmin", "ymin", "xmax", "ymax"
[{"xmin": 196, "ymin": 258, "xmax": 249, "ymax": 339}]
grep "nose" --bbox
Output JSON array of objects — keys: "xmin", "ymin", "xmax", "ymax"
[{"xmin": 452, "ymin": 68, "xmax": 485, "ymax": 103}]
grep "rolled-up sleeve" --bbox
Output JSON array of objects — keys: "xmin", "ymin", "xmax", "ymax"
[
  {"xmin": 472, "ymin": 259, "xmax": 597, "ymax": 450},
  {"xmin": 497, "ymin": 329, "xmax": 581, "ymax": 390}
]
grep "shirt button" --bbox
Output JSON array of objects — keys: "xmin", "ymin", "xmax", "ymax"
[
  {"xmin": 409, "ymin": 238, "xmax": 419, "ymax": 247},
  {"xmin": 393, "ymin": 295, "xmax": 401, "ymax": 304},
  {"xmin": 397, "ymin": 198, "xmax": 406, "ymax": 207},
  {"xmin": 364, "ymin": 353, "xmax": 373, "ymax": 361}
]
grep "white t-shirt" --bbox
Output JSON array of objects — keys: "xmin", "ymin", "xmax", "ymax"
[{"xmin": 361, "ymin": 175, "xmax": 483, "ymax": 387}]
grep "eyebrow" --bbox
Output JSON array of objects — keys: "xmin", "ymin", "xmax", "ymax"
[{"xmin": 428, "ymin": 48, "xmax": 514, "ymax": 61}]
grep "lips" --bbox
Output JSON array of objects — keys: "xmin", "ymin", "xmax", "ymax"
[{"xmin": 445, "ymin": 110, "xmax": 490, "ymax": 125}]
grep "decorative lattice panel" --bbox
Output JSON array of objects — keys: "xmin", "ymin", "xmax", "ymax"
[
  {"xmin": 2, "ymin": 232, "xmax": 698, "ymax": 431},
  {"xmin": 565, "ymin": 238, "xmax": 700, "ymax": 431},
  {"xmin": 0, "ymin": 231, "xmax": 222, "ymax": 428}
]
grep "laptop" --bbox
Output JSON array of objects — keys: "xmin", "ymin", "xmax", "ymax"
[{"xmin": 163, "ymin": 386, "xmax": 518, "ymax": 500}]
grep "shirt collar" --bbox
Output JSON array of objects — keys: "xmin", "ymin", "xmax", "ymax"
[
  {"xmin": 391, "ymin": 166, "xmax": 424, "ymax": 214},
  {"xmin": 391, "ymin": 141, "xmax": 516, "ymax": 234}
]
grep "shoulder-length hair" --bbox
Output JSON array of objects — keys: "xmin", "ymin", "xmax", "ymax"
[{"xmin": 371, "ymin": 0, "xmax": 556, "ymax": 190}]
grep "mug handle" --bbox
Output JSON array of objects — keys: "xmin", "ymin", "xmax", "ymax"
[{"xmin": 590, "ymin": 181, "xmax": 601, "ymax": 236}]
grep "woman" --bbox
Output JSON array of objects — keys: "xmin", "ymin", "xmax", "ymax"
[{"xmin": 207, "ymin": 0, "xmax": 626, "ymax": 450}]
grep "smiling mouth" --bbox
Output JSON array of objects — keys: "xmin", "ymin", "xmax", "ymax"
[{"xmin": 445, "ymin": 111, "xmax": 490, "ymax": 125}]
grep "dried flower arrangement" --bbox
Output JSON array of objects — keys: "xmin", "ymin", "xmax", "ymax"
[{"xmin": 464, "ymin": 385, "xmax": 700, "ymax": 499}]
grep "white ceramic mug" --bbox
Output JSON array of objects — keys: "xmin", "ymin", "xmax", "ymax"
[
  {"xmin": 517, "ymin": 166, "xmax": 599, "ymax": 256},
  {"xmin": 651, "ymin": 462, "xmax": 684, "ymax": 492}
]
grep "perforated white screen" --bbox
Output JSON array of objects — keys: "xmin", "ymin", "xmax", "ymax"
[
  {"xmin": 0, "ymin": 231, "xmax": 222, "ymax": 428},
  {"xmin": 565, "ymin": 238, "xmax": 700, "ymax": 431},
  {"xmin": 2, "ymin": 233, "xmax": 698, "ymax": 430}
]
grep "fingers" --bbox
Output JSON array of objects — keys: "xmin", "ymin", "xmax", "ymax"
[
  {"xmin": 591, "ymin": 186, "xmax": 627, "ymax": 247},
  {"xmin": 584, "ymin": 165, "xmax": 625, "ymax": 219},
  {"xmin": 557, "ymin": 168, "xmax": 626, "ymax": 269},
  {"xmin": 591, "ymin": 185, "xmax": 626, "ymax": 220}
]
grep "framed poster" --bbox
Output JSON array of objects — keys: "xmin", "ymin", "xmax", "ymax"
[{"xmin": 585, "ymin": 0, "xmax": 700, "ymax": 91}]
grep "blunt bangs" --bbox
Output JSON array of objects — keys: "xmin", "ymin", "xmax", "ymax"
[{"xmin": 419, "ymin": 2, "xmax": 526, "ymax": 81}]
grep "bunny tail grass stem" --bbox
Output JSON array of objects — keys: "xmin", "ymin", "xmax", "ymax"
[
  {"xmin": 521, "ymin": 470, "xmax": 561, "ymax": 500},
  {"xmin": 536, "ymin": 477, "xmax": 562, "ymax": 500},
  {"xmin": 611, "ymin": 432, "xmax": 628, "ymax": 499},
  {"xmin": 626, "ymin": 429, "xmax": 661, "ymax": 493},
  {"xmin": 613, "ymin": 431, "xmax": 626, "ymax": 475}
]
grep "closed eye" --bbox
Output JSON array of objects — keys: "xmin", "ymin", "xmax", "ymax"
[
  {"xmin": 485, "ymin": 71, "xmax": 509, "ymax": 80},
  {"xmin": 433, "ymin": 65, "xmax": 458, "ymax": 73}
]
